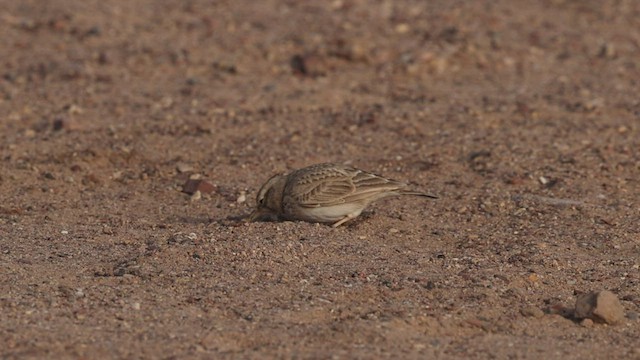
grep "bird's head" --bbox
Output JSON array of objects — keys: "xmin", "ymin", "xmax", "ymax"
[{"xmin": 248, "ymin": 172, "xmax": 287, "ymax": 222}]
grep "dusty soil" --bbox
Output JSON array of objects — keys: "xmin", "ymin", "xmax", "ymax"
[{"xmin": 1, "ymin": 0, "xmax": 639, "ymax": 358}]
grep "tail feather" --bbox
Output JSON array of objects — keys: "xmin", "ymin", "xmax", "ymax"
[{"xmin": 399, "ymin": 190, "xmax": 438, "ymax": 199}]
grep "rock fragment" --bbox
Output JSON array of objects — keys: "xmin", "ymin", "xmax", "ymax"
[
  {"xmin": 176, "ymin": 162, "xmax": 194, "ymax": 173},
  {"xmin": 520, "ymin": 305, "xmax": 544, "ymax": 318},
  {"xmin": 290, "ymin": 54, "xmax": 328, "ymax": 77},
  {"xmin": 182, "ymin": 179, "xmax": 215, "ymax": 195},
  {"xmin": 575, "ymin": 290, "xmax": 625, "ymax": 325},
  {"xmin": 53, "ymin": 117, "xmax": 82, "ymax": 131},
  {"xmin": 580, "ymin": 318, "xmax": 594, "ymax": 328},
  {"xmin": 236, "ymin": 191, "xmax": 246, "ymax": 204}
]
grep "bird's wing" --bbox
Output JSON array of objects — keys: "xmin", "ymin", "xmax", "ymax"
[{"xmin": 292, "ymin": 165, "xmax": 405, "ymax": 207}]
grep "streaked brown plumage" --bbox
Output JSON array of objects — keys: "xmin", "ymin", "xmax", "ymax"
[{"xmin": 249, "ymin": 163, "xmax": 437, "ymax": 227}]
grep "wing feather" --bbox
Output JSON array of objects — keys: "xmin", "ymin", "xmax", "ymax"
[{"xmin": 289, "ymin": 164, "xmax": 406, "ymax": 208}]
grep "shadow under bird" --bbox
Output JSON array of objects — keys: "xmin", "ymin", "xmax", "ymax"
[{"xmin": 249, "ymin": 163, "xmax": 437, "ymax": 227}]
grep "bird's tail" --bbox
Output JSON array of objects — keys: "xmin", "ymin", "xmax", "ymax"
[{"xmin": 399, "ymin": 190, "xmax": 438, "ymax": 199}]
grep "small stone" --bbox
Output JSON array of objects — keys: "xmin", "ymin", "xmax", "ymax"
[
  {"xmin": 395, "ymin": 23, "xmax": 410, "ymax": 34},
  {"xmin": 66, "ymin": 104, "xmax": 83, "ymax": 115},
  {"xmin": 53, "ymin": 117, "xmax": 82, "ymax": 131},
  {"xmin": 538, "ymin": 176, "xmax": 549, "ymax": 185},
  {"xmin": 74, "ymin": 289, "xmax": 85, "ymax": 299},
  {"xmin": 176, "ymin": 163, "xmax": 194, "ymax": 173},
  {"xmin": 236, "ymin": 191, "xmax": 246, "ymax": 204},
  {"xmin": 520, "ymin": 305, "xmax": 544, "ymax": 318},
  {"xmin": 42, "ymin": 172, "xmax": 56, "ymax": 180},
  {"xmin": 598, "ymin": 43, "xmax": 616, "ymax": 59},
  {"xmin": 575, "ymin": 290, "xmax": 625, "ymax": 325},
  {"xmin": 584, "ymin": 98, "xmax": 604, "ymax": 111},
  {"xmin": 580, "ymin": 318, "xmax": 594, "ymax": 328},
  {"xmin": 290, "ymin": 54, "xmax": 328, "ymax": 77},
  {"xmin": 190, "ymin": 190, "xmax": 202, "ymax": 201},
  {"xmin": 83, "ymin": 173, "xmax": 102, "ymax": 185},
  {"xmin": 182, "ymin": 179, "xmax": 215, "ymax": 195}
]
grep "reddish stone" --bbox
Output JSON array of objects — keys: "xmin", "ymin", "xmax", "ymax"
[{"xmin": 182, "ymin": 179, "xmax": 215, "ymax": 195}]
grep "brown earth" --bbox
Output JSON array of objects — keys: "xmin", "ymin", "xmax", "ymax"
[{"xmin": 1, "ymin": 0, "xmax": 639, "ymax": 358}]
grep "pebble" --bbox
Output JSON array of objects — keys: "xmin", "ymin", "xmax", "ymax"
[
  {"xmin": 598, "ymin": 43, "xmax": 616, "ymax": 59},
  {"xmin": 236, "ymin": 191, "xmax": 246, "ymax": 204},
  {"xmin": 575, "ymin": 290, "xmax": 625, "ymax": 325},
  {"xmin": 395, "ymin": 23, "xmax": 410, "ymax": 34},
  {"xmin": 182, "ymin": 179, "xmax": 215, "ymax": 195},
  {"xmin": 520, "ymin": 305, "xmax": 545, "ymax": 318},
  {"xmin": 580, "ymin": 318, "xmax": 594, "ymax": 328},
  {"xmin": 83, "ymin": 173, "xmax": 101, "ymax": 185},
  {"xmin": 290, "ymin": 54, "xmax": 328, "ymax": 77},
  {"xmin": 53, "ymin": 117, "xmax": 82, "ymax": 131},
  {"xmin": 176, "ymin": 163, "xmax": 194, "ymax": 173}
]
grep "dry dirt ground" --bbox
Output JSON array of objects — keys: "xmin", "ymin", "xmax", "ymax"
[{"xmin": 1, "ymin": 0, "xmax": 639, "ymax": 358}]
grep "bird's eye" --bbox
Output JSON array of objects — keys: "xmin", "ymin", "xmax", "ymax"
[
  {"xmin": 258, "ymin": 196, "xmax": 267, "ymax": 206},
  {"xmin": 257, "ymin": 188, "xmax": 272, "ymax": 206}
]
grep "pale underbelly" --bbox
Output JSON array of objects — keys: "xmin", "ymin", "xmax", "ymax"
[{"xmin": 288, "ymin": 203, "xmax": 364, "ymax": 223}]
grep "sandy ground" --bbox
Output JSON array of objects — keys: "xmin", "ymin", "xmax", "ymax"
[{"xmin": 1, "ymin": 0, "xmax": 639, "ymax": 358}]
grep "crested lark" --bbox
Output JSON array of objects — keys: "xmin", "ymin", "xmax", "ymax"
[{"xmin": 249, "ymin": 163, "xmax": 437, "ymax": 227}]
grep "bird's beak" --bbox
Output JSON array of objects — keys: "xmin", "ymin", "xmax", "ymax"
[
  {"xmin": 248, "ymin": 208, "xmax": 270, "ymax": 222},
  {"xmin": 247, "ymin": 208, "xmax": 280, "ymax": 223}
]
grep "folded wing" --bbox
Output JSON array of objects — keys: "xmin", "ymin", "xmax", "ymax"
[{"xmin": 292, "ymin": 165, "xmax": 406, "ymax": 208}]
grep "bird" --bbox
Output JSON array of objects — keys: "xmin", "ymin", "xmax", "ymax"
[{"xmin": 249, "ymin": 163, "xmax": 437, "ymax": 227}]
